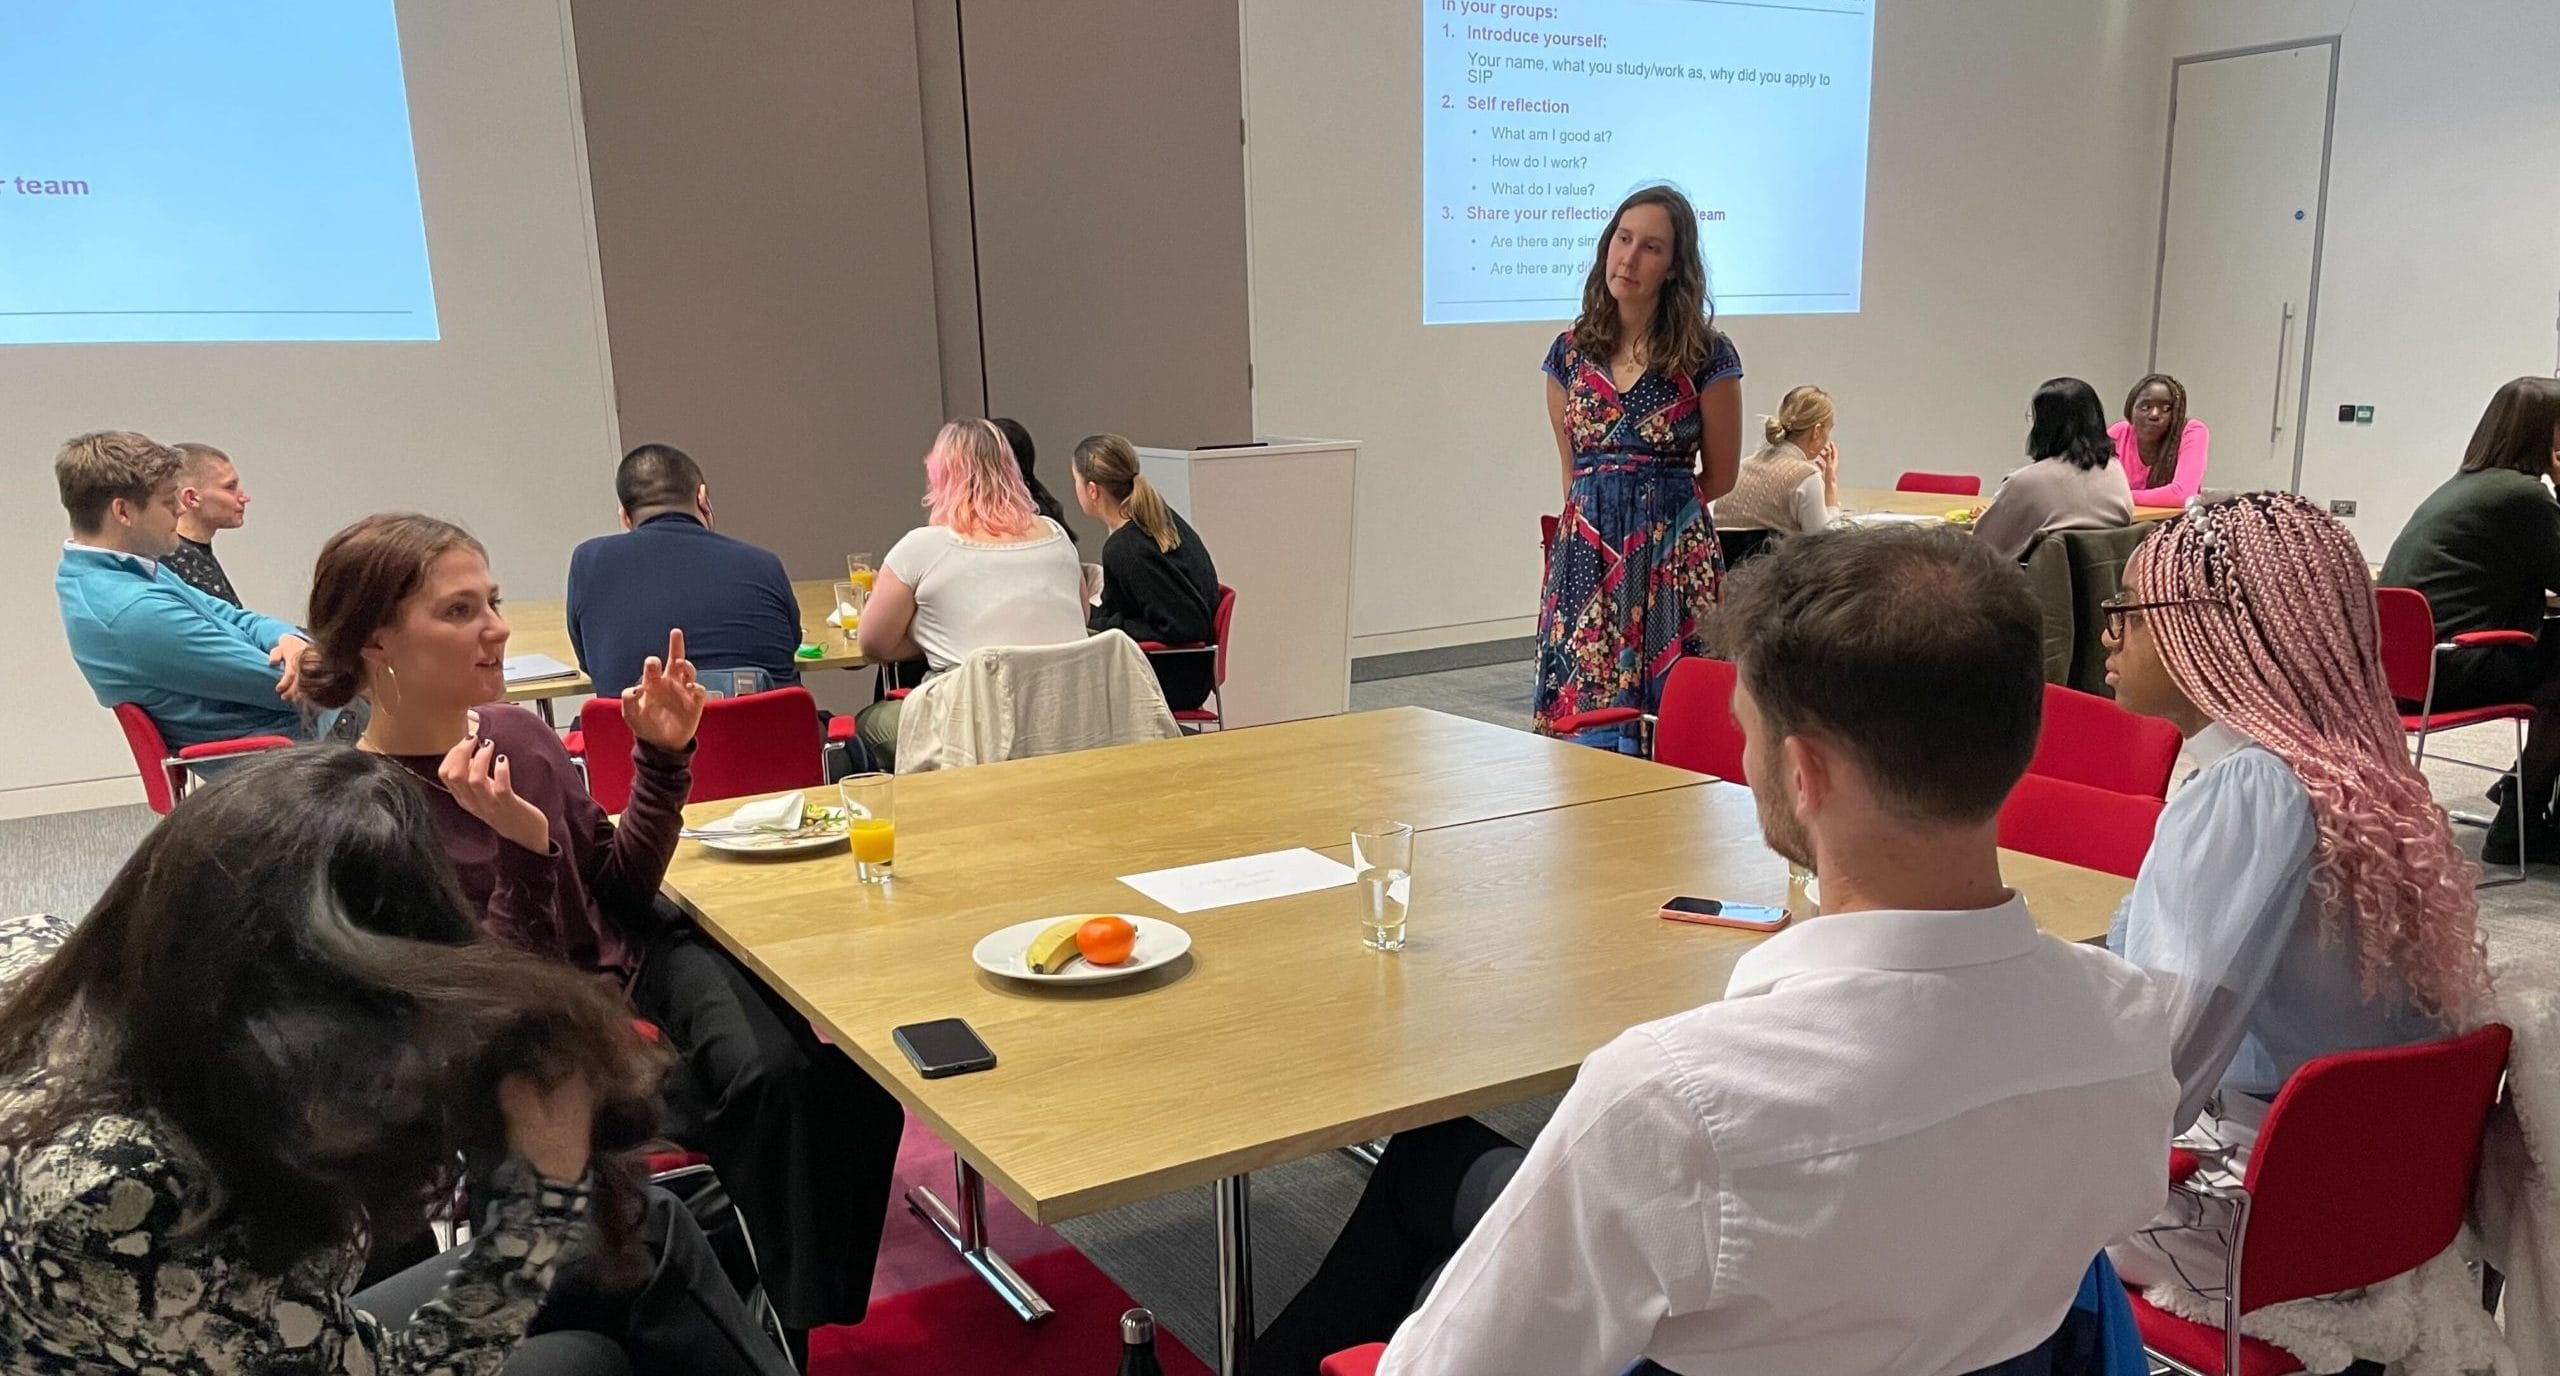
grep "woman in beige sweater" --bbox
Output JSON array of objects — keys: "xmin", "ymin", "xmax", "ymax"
[
  {"xmin": 1973, "ymin": 377, "xmax": 2135, "ymax": 561},
  {"xmin": 1711, "ymin": 384, "xmax": 1841, "ymax": 536}
]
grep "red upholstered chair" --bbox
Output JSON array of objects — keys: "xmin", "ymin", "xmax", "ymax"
[
  {"xmin": 577, "ymin": 686, "xmax": 823, "ymax": 815},
  {"xmin": 1321, "ymin": 1344, "xmax": 1386, "ymax": 1376},
  {"xmin": 1997, "ymin": 773, "xmax": 2163, "ymax": 879},
  {"xmin": 1539, "ymin": 514, "xmax": 1561, "ymax": 557},
  {"xmin": 2030, "ymin": 683, "xmax": 2182, "ymax": 799},
  {"xmin": 1137, "ymin": 583, "xmax": 1239, "ymax": 731},
  {"xmin": 1896, "ymin": 470, "xmax": 1983, "ymax": 497},
  {"xmin": 111, "ymin": 703, "xmax": 294, "ymax": 814},
  {"xmin": 2127, "ymin": 1025, "xmax": 2511, "ymax": 1376},
  {"xmin": 1546, "ymin": 657, "xmax": 1746, "ymax": 780},
  {"xmin": 2374, "ymin": 587, "xmax": 2536, "ymax": 883}
]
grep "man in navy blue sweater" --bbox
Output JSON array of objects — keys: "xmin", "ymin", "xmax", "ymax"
[{"xmin": 566, "ymin": 444, "xmax": 802, "ymax": 700}]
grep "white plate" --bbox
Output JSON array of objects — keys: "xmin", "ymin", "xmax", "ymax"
[
  {"xmin": 973, "ymin": 915, "xmax": 1191, "ymax": 985},
  {"xmin": 696, "ymin": 826, "xmax": 850, "ymax": 856}
]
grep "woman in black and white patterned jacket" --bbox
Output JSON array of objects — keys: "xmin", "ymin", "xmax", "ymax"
[{"xmin": 0, "ymin": 747, "xmax": 683, "ymax": 1376}]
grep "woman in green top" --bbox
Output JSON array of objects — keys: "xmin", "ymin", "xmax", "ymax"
[{"xmin": 2379, "ymin": 376, "xmax": 2560, "ymax": 863}]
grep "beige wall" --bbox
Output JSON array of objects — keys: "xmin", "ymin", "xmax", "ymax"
[
  {"xmin": 4, "ymin": 0, "xmax": 622, "ymax": 813},
  {"xmin": 2167, "ymin": 0, "xmax": 2560, "ymax": 555},
  {"xmin": 1245, "ymin": 0, "xmax": 2172, "ymax": 650},
  {"xmin": 915, "ymin": 0, "xmax": 1254, "ymax": 550},
  {"xmin": 569, "ymin": 0, "xmax": 949, "ymax": 576}
]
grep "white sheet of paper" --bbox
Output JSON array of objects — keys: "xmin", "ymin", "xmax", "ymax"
[
  {"xmin": 1119, "ymin": 847, "xmax": 1358, "ymax": 915},
  {"xmin": 1846, "ymin": 510, "xmax": 1946, "ymax": 525},
  {"xmin": 501, "ymin": 653, "xmax": 578, "ymax": 684}
]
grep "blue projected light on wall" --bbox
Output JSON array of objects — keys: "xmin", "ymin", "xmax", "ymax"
[
  {"xmin": 0, "ymin": 1, "xmax": 438, "ymax": 344},
  {"xmin": 1421, "ymin": 0, "xmax": 1875, "ymax": 324}
]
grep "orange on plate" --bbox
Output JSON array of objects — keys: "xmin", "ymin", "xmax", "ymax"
[{"xmin": 1076, "ymin": 915, "xmax": 1138, "ymax": 967}]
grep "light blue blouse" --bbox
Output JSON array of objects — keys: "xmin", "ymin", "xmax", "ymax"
[{"xmin": 2108, "ymin": 721, "xmax": 2444, "ymax": 1127}]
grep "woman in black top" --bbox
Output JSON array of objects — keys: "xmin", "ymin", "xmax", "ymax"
[
  {"xmin": 2379, "ymin": 376, "xmax": 2560, "ymax": 862},
  {"xmin": 1072, "ymin": 433, "xmax": 1222, "ymax": 711}
]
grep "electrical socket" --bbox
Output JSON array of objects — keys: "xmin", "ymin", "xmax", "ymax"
[{"xmin": 2330, "ymin": 499, "xmax": 2358, "ymax": 517}]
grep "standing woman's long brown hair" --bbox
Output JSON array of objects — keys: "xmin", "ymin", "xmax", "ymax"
[
  {"xmin": 1071, "ymin": 434, "xmax": 1183, "ymax": 553},
  {"xmin": 1571, "ymin": 184, "xmax": 1715, "ymax": 380}
]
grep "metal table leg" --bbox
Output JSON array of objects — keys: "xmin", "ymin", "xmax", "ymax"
[
  {"xmin": 905, "ymin": 1157, "xmax": 1054, "ymax": 1323},
  {"xmin": 1217, "ymin": 1173, "xmax": 1254, "ymax": 1376}
]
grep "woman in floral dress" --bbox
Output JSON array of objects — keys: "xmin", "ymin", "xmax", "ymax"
[{"xmin": 1536, "ymin": 184, "xmax": 1744, "ymax": 738}]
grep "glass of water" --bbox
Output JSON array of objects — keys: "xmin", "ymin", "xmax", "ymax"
[
  {"xmin": 1353, "ymin": 820, "xmax": 1414, "ymax": 951},
  {"xmin": 1787, "ymin": 857, "xmax": 1820, "ymax": 914}
]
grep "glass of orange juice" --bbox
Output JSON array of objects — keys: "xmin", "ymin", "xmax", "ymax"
[
  {"xmin": 831, "ymin": 580, "xmax": 864, "ymax": 640},
  {"xmin": 847, "ymin": 552, "xmax": 878, "ymax": 594},
  {"xmin": 840, "ymin": 773, "xmax": 894, "ymax": 883}
]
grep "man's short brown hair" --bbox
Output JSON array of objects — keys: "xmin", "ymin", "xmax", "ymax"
[
  {"xmin": 1714, "ymin": 524, "xmax": 2044, "ymax": 826},
  {"xmin": 56, "ymin": 431, "xmax": 181, "ymax": 534},
  {"xmin": 172, "ymin": 441, "xmax": 233, "ymax": 482}
]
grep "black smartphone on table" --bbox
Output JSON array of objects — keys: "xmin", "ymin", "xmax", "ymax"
[{"xmin": 893, "ymin": 1018, "xmax": 997, "ymax": 1078}]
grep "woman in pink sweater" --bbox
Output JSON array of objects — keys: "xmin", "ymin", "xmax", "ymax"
[{"xmin": 2110, "ymin": 373, "xmax": 2212, "ymax": 508}]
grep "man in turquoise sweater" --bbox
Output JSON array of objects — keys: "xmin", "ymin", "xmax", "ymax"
[{"xmin": 53, "ymin": 431, "xmax": 309, "ymax": 747}]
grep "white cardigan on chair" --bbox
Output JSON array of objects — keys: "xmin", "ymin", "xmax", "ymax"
[{"xmin": 893, "ymin": 631, "xmax": 1181, "ymax": 774}]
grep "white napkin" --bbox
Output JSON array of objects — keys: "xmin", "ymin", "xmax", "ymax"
[{"xmin": 723, "ymin": 792, "xmax": 805, "ymax": 831}]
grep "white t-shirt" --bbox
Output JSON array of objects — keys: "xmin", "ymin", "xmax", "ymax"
[{"xmin": 882, "ymin": 520, "xmax": 1087, "ymax": 670}]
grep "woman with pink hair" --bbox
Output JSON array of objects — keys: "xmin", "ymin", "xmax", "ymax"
[
  {"xmin": 2098, "ymin": 491, "xmax": 2490, "ymax": 1298},
  {"xmin": 854, "ymin": 419, "xmax": 1085, "ymax": 767}
]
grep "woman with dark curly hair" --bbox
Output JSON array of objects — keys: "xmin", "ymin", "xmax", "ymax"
[{"xmin": 0, "ymin": 747, "xmax": 786, "ymax": 1374}]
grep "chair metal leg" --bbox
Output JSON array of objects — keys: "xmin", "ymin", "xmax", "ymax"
[
  {"xmin": 2409, "ymin": 717, "xmax": 2531, "ymax": 887},
  {"xmin": 1216, "ymin": 1173, "xmax": 1254, "ymax": 1376},
  {"xmin": 1337, "ymin": 1139, "xmax": 1385, "ymax": 1168},
  {"xmin": 904, "ymin": 1156, "xmax": 1054, "ymax": 1323}
]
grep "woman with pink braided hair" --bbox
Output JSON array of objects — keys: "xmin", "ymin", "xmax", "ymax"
[{"xmin": 2098, "ymin": 491, "xmax": 2491, "ymax": 1300}]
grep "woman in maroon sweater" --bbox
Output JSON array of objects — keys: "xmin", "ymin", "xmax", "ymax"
[{"xmin": 300, "ymin": 513, "xmax": 904, "ymax": 1366}]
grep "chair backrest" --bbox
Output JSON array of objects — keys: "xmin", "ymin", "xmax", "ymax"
[
  {"xmin": 1716, "ymin": 526, "xmax": 1778, "ymax": 570},
  {"xmin": 111, "ymin": 703, "xmax": 180, "ymax": 814},
  {"xmin": 2030, "ymin": 683, "xmax": 2181, "ymax": 799},
  {"xmin": 1995, "ymin": 773, "xmax": 2162, "ymax": 878},
  {"xmin": 2237, "ymin": 1024, "xmax": 2511, "ymax": 1312},
  {"xmin": 2057, "ymin": 524, "xmax": 2157, "ymax": 696},
  {"xmin": 1653, "ymin": 657, "xmax": 1746, "ymax": 781},
  {"xmin": 898, "ymin": 631, "xmax": 1179, "ymax": 773},
  {"xmin": 2019, "ymin": 537, "xmax": 2076, "ymax": 685},
  {"xmin": 1209, "ymin": 584, "xmax": 1238, "ymax": 689},
  {"xmin": 1896, "ymin": 470, "xmax": 1982, "ymax": 497},
  {"xmin": 577, "ymin": 686, "xmax": 822, "ymax": 814},
  {"xmin": 1539, "ymin": 514, "xmax": 1560, "ymax": 557},
  {"xmin": 2372, "ymin": 587, "xmax": 2438, "ymax": 707}
]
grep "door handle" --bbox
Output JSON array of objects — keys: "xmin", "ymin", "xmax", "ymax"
[{"xmin": 2269, "ymin": 302, "xmax": 2296, "ymax": 444}]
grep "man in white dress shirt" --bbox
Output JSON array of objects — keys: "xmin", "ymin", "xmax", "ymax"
[{"xmin": 1255, "ymin": 525, "xmax": 2179, "ymax": 1376}]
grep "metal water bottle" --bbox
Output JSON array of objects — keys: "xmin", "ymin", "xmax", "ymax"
[{"xmin": 1117, "ymin": 1307, "xmax": 1166, "ymax": 1376}]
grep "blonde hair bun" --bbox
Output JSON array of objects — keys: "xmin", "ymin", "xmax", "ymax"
[{"xmin": 1767, "ymin": 385, "xmax": 1835, "ymax": 447}]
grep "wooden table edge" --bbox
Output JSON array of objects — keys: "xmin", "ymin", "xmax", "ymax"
[{"xmin": 657, "ymin": 749, "xmax": 2123, "ymax": 1227}]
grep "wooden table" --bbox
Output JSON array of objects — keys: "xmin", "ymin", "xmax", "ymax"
[
  {"xmin": 661, "ymin": 709, "xmax": 2134, "ymax": 1373},
  {"xmin": 1838, "ymin": 484, "xmax": 2183, "ymax": 523},
  {"xmin": 498, "ymin": 579, "xmax": 869, "ymax": 704}
]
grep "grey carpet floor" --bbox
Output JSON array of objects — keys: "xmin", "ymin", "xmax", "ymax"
[{"xmin": 3, "ymin": 660, "xmax": 2551, "ymax": 1356}]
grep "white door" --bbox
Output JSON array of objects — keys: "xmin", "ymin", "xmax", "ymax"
[{"xmin": 2151, "ymin": 41, "xmax": 2336, "ymax": 494}]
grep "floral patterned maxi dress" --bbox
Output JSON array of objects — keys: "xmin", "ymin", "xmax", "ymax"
[{"xmin": 1534, "ymin": 328, "xmax": 1743, "ymax": 731}]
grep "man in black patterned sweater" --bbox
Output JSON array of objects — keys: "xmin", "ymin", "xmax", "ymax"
[{"xmin": 164, "ymin": 441, "xmax": 248, "ymax": 606}]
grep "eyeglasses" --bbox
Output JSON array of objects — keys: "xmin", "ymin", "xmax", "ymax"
[{"xmin": 2099, "ymin": 594, "xmax": 2224, "ymax": 640}]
